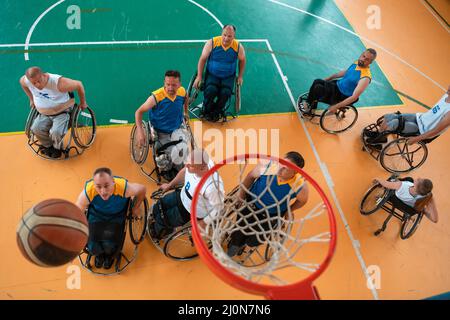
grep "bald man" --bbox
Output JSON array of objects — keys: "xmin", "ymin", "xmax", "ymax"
[
  {"xmin": 193, "ymin": 24, "xmax": 246, "ymax": 122},
  {"xmin": 19, "ymin": 67, "xmax": 88, "ymax": 158},
  {"xmin": 148, "ymin": 149, "xmax": 225, "ymax": 240}
]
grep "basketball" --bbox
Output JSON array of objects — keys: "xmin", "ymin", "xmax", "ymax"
[{"xmin": 16, "ymin": 199, "xmax": 89, "ymax": 267}]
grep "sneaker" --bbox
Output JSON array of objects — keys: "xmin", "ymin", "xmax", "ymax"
[
  {"xmin": 367, "ymin": 136, "xmax": 388, "ymax": 144},
  {"xmin": 371, "ymin": 144, "xmax": 383, "ymax": 151},
  {"xmin": 301, "ymin": 101, "xmax": 311, "ymax": 113},
  {"xmin": 227, "ymin": 244, "xmax": 244, "ymax": 258},
  {"xmin": 95, "ymin": 254, "xmax": 104, "ymax": 268},
  {"xmin": 103, "ymin": 255, "xmax": 114, "ymax": 269},
  {"xmin": 49, "ymin": 147, "xmax": 62, "ymax": 159},
  {"xmin": 39, "ymin": 146, "xmax": 52, "ymax": 156},
  {"xmin": 364, "ymin": 130, "xmax": 379, "ymax": 138}
]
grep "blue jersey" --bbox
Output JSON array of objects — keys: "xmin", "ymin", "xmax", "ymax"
[
  {"xmin": 207, "ymin": 36, "xmax": 239, "ymax": 79},
  {"xmin": 250, "ymin": 173, "xmax": 305, "ymax": 215},
  {"xmin": 149, "ymin": 87, "xmax": 185, "ymax": 134},
  {"xmin": 85, "ymin": 176, "xmax": 129, "ymax": 223},
  {"xmin": 337, "ymin": 61, "xmax": 372, "ymax": 97}
]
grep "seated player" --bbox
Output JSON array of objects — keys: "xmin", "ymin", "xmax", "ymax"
[
  {"xmin": 366, "ymin": 86, "xmax": 450, "ymax": 145},
  {"xmin": 135, "ymin": 70, "xmax": 190, "ymax": 181},
  {"xmin": 227, "ymin": 151, "xmax": 309, "ymax": 257},
  {"xmin": 19, "ymin": 66, "xmax": 88, "ymax": 158},
  {"xmin": 193, "ymin": 24, "xmax": 246, "ymax": 121},
  {"xmin": 373, "ymin": 177, "xmax": 439, "ymax": 223},
  {"xmin": 148, "ymin": 149, "xmax": 225, "ymax": 240},
  {"xmin": 302, "ymin": 49, "xmax": 376, "ymax": 114},
  {"xmin": 75, "ymin": 167, "xmax": 147, "ymax": 269}
]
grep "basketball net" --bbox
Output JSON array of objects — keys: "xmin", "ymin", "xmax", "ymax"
[{"xmin": 191, "ymin": 154, "xmax": 337, "ymax": 300}]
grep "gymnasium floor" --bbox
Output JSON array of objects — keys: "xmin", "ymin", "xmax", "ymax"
[{"xmin": 0, "ymin": 0, "xmax": 449, "ymax": 299}]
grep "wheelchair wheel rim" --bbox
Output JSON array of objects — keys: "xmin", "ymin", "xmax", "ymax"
[
  {"xmin": 320, "ymin": 106, "xmax": 358, "ymax": 134},
  {"xmin": 73, "ymin": 107, "xmax": 96, "ymax": 148},
  {"xmin": 129, "ymin": 198, "xmax": 149, "ymax": 245},
  {"xmin": 380, "ymin": 139, "xmax": 428, "ymax": 173},
  {"xmin": 360, "ymin": 184, "xmax": 389, "ymax": 215},
  {"xmin": 400, "ymin": 213, "xmax": 423, "ymax": 239},
  {"xmin": 130, "ymin": 122, "xmax": 150, "ymax": 165},
  {"xmin": 164, "ymin": 226, "xmax": 199, "ymax": 260}
]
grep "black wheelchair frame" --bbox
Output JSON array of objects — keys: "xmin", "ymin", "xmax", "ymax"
[
  {"xmin": 187, "ymin": 70, "xmax": 241, "ymax": 123},
  {"xmin": 78, "ymin": 197, "xmax": 148, "ymax": 275},
  {"xmin": 130, "ymin": 119, "xmax": 196, "ymax": 184},
  {"xmin": 296, "ymin": 91, "xmax": 359, "ymax": 134},
  {"xmin": 361, "ymin": 114, "xmax": 435, "ymax": 173},
  {"xmin": 359, "ymin": 176, "xmax": 429, "ymax": 240},
  {"xmin": 146, "ymin": 187, "xmax": 200, "ymax": 261},
  {"xmin": 25, "ymin": 97, "xmax": 96, "ymax": 160}
]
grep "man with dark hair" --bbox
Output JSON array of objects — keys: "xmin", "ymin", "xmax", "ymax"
[
  {"xmin": 19, "ymin": 66, "xmax": 88, "ymax": 158},
  {"xmin": 193, "ymin": 24, "xmax": 246, "ymax": 121},
  {"xmin": 227, "ymin": 151, "xmax": 309, "ymax": 257},
  {"xmin": 135, "ymin": 70, "xmax": 190, "ymax": 181},
  {"xmin": 75, "ymin": 168, "xmax": 147, "ymax": 269},
  {"xmin": 302, "ymin": 49, "xmax": 377, "ymax": 114},
  {"xmin": 374, "ymin": 177, "xmax": 439, "ymax": 223}
]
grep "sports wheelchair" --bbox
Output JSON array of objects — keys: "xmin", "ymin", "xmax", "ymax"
[
  {"xmin": 146, "ymin": 187, "xmax": 200, "ymax": 261},
  {"xmin": 221, "ymin": 186, "xmax": 291, "ymax": 267},
  {"xmin": 296, "ymin": 92, "xmax": 358, "ymax": 134},
  {"xmin": 25, "ymin": 96, "xmax": 96, "ymax": 160},
  {"xmin": 78, "ymin": 197, "xmax": 148, "ymax": 275},
  {"xmin": 361, "ymin": 113, "xmax": 435, "ymax": 173},
  {"xmin": 359, "ymin": 175, "xmax": 430, "ymax": 240},
  {"xmin": 187, "ymin": 70, "xmax": 241, "ymax": 123},
  {"xmin": 130, "ymin": 119, "xmax": 195, "ymax": 184}
]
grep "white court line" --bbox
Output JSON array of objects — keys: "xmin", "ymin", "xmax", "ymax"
[
  {"xmin": 187, "ymin": 0, "xmax": 224, "ymax": 28},
  {"xmin": 24, "ymin": 0, "xmax": 65, "ymax": 61},
  {"xmin": 420, "ymin": 0, "xmax": 450, "ymax": 33},
  {"xmin": 0, "ymin": 39, "xmax": 267, "ymax": 48},
  {"xmin": 109, "ymin": 119, "xmax": 128, "ymax": 124},
  {"xmin": 267, "ymin": 0, "xmax": 446, "ymax": 92},
  {"xmin": 265, "ymin": 39, "xmax": 379, "ymax": 300}
]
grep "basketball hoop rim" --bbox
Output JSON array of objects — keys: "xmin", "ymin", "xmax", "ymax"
[{"xmin": 190, "ymin": 153, "xmax": 337, "ymax": 299}]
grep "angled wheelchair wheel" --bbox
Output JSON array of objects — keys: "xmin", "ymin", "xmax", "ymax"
[
  {"xmin": 234, "ymin": 83, "xmax": 241, "ymax": 114},
  {"xmin": 380, "ymin": 138, "xmax": 428, "ymax": 173},
  {"xmin": 320, "ymin": 105, "xmax": 358, "ymax": 134},
  {"xmin": 130, "ymin": 121, "xmax": 150, "ymax": 165},
  {"xmin": 400, "ymin": 213, "xmax": 423, "ymax": 240},
  {"xmin": 72, "ymin": 107, "xmax": 96, "ymax": 148},
  {"xmin": 163, "ymin": 225, "xmax": 199, "ymax": 261},
  {"xmin": 25, "ymin": 108, "xmax": 39, "ymax": 138},
  {"xmin": 187, "ymin": 71, "xmax": 201, "ymax": 107},
  {"xmin": 360, "ymin": 183, "xmax": 390, "ymax": 215},
  {"xmin": 296, "ymin": 92, "xmax": 315, "ymax": 118},
  {"xmin": 129, "ymin": 197, "xmax": 149, "ymax": 245}
]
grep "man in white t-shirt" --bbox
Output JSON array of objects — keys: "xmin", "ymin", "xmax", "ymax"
[
  {"xmin": 374, "ymin": 177, "xmax": 439, "ymax": 223},
  {"xmin": 19, "ymin": 66, "xmax": 88, "ymax": 158},
  {"xmin": 148, "ymin": 149, "xmax": 224, "ymax": 240},
  {"xmin": 368, "ymin": 86, "xmax": 450, "ymax": 145}
]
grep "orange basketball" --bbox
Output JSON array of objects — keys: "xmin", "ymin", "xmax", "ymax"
[{"xmin": 16, "ymin": 199, "xmax": 89, "ymax": 267}]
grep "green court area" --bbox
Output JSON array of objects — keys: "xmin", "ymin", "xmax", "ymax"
[{"xmin": 0, "ymin": 0, "xmax": 402, "ymax": 133}]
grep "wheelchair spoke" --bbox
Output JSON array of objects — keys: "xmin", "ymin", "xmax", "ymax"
[{"xmin": 381, "ymin": 139, "xmax": 427, "ymax": 173}]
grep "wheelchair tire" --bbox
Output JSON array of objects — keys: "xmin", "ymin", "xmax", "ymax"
[
  {"xmin": 163, "ymin": 225, "xmax": 199, "ymax": 261},
  {"xmin": 400, "ymin": 212, "xmax": 423, "ymax": 240},
  {"xmin": 235, "ymin": 83, "xmax": 241, "ymax": 114},
  {"xmin": 187, "ymin": 71, "xmax": 201, "ymax": 107},
  {"xmin": 130, "ymin": 121, "xmax": 150, "ymax": 165},
  {"xmin": 25, "ymin": 108, "xmax": 39, "ymax": 138},
  {"xmin": 319, "ymin": 105, "xmax": 358, "ymax": 134},
  {"xmin": 360, "ymin": 183, "xmax": 390, "ymax": 215},
  {"xmin": 380, "ymin": 138, "xmax": 428, "ymax": 173},
  {"xmin": 72, "ymin": 106, "xmax": 96, "ymax": 148},
  {"xmin": 129, "ymin": 198, "xmax": 149, "ymax": 245}
]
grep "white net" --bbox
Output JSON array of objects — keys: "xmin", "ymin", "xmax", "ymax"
[{"xmin": 196, "ymin": 156, "xmax": 333, "ymax": 286}]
